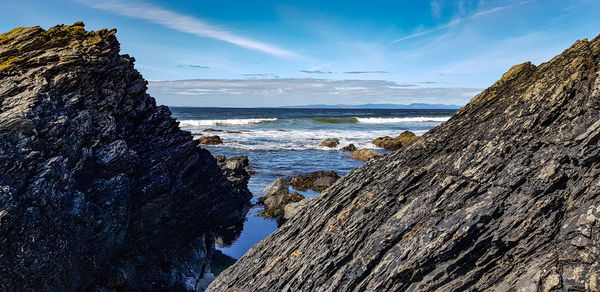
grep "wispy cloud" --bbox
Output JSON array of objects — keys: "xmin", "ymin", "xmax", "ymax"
[
  {"xmin": 300, "ymin": 70, "xmax": 387, "ymax": 74},
  {"xmin": 242, "ymin": 73, "xmax": 280, "ymax": 78},
  {"xmin": 344, "ymin": 71, "xmax": 388, "ymax": 74},
  {"xmin": 301, "ymin": 70, "xmax": 333, "ymax": 74},
  {"xmin": 77, "ymin": 0, "xmax": 299, "ymax": 58},
  {"xmin": 148, "ymin": 78, "xmax": 482, "ymax": 107},
  {"xmin": 177, "ymin": 64, "xmax": 210, "ymax": 69},
  {"xmin": 392, "ymin": 1, "xmax": 532, "ymax": 43}
]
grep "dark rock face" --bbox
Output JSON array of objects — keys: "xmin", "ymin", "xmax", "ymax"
[
  {"xmin": 209, "ymin": 37, "xmax": 600, "ymax": 291},
  {"xmin": 289, "ymin": 171, "xmax": 340, "ymax": 192},
  {"xmin": 0, "ymin": 24, "xmax": 250, "ymax": 291},
  {"xmin": 214, "ymin": 155, "xmax": 251, "ymax": 192}
]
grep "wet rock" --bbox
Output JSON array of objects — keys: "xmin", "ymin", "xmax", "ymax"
[
  {"xmin": 319, "ymin": 138, "xmax": 340, "ymax": 148},
  {"xmin": 199, "ymin": 135, "xmax": 222, "ymax": 145},
  {"xmin": 373, "ymin": 131, "xmax": 418, "ymax": 150},
  {"xmin": 341, "ymin": 143, "xmax": 357, "ymax": 152},
  {"xmin": 258, "ymin": 178, "xmax": 305, "ymax": 219},
  {"xmin": 209, "ymin": 35, "xmax": 600, "ymax": 292},
  {"xmin": 203, "ymin": 128, "xmax": 223, "ymax": 132},
  {"xmin": 0, "ymin": 23, "xmax": 251, "ymax": 291},
  {"xmin": 289, "ymin": 171, "xmax": 340, "ymax": 192},
  {"xmin": 348, "ymin": 148, "xmax": 383, "ymax": 161}
]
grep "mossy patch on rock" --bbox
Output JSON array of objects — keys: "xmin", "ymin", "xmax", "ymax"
[
  {"xmin": 0, "ymin": 57, "xmax": 21, "ymax": 71},
  {"xmin": 373, "ymin": 131, "xmax": 418, "ymax": 150}
]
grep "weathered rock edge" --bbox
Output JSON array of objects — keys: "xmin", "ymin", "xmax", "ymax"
[
  {"xmin": 209, "ymin": 36, "xmax": 600, "ymax": 291},
  {"xmin": 0, "ymin": 23, "xmax": 251, "ymax": 291}
]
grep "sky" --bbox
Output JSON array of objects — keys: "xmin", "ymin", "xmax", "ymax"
[{"xmin": 1, "ymin": 0, "xmax": 599, "ymax": 107}]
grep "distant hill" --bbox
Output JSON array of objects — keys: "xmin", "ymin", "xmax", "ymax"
[{"xmin": 280, "ymin": 103, "xmax": 461, "ymax": 109}]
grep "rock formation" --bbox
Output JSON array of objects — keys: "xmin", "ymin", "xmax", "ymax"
[
  {"xmin": 214, "ymin": 155, "xmax": 251, "ymax": 191},
  {"xmin": 199, "ymin": 135, "xmax": 222, "ymax": 145},
  {"xmin": 289, "ymin": 171, "xmax": 340, "ymax": 192},
  {"xmin": 373, "ymin": 131, "xmax": 418, "ymax": 150},
  {"xmin": 0, "ymin": 23, "xmax": 250, "ymax": 291},
  {"xmin": 348, "ymin": 148, "xmax": 383, "ymax": 161},
  {"xmin": 258, "ymin": 178, "xmax": 305, "ymax": 219},
  {"xmin": 341, "ymin": 143, "xmax": 357, "ymax": 152},
  {"xmin": 209, "ymin": 36, "xmax": 600, "ymax": 291},
  {"xmin": 319, "ymin": 138, "xmax": 340, "ymax": 147}
]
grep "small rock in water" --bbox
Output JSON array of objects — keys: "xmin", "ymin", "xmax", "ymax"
[
  {"xmin": 348, "ymin": 148, "xmax": 382, "ymax": 161},
  {"xmin": 289, "ymin": 171, "xmax": 340, "ymax": 192},
  {"xmin": 258, "ymin": 178, "xmax": 305, "ymax": 219},
  {"xmin": 340, "ymin": 144, "xmax": 357, "ymax": 152},
  {"xmin": 373, "ymin": 131, "xmax": 417, "ymax": 150},
  {"xmin": 199, "ymin": 135, "xmax": 223, "ymax": 145},
  {"xmin": 319, "ymin": 138, "xmax": 340, "ymax": 148}
]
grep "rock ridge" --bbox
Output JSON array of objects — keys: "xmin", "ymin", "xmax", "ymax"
[
  {"xmin": 0, "ymin": 23, "xmax": 250, "ymax": 291},
  {"xmin": 208, "ymin": 35, "xmax": 600, "ymax": 291}
]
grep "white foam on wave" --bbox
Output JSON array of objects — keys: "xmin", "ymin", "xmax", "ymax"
[
  {"xmin": 179, "ymin": 118, "xmax": 278, "ymax": 127},
  {"xmin": 194, "ymin": 129, "xmax": 429, "ymax": 151},
  {"xmin": 355, "ymin": 117, "xmax": 450, "ymax": 124}
]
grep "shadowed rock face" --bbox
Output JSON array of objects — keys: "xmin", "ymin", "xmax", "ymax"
[
  {"xmin": 208, "ymin": 36, "xmax": 600, "ymax": 291},
  {"xmin": 0, "ymin": 23, "xmax": 250, "ymax": 291}
]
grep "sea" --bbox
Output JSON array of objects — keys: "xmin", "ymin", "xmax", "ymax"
[{"xmin": 170, "ymin": 107, "xmax": 455, "ymax": 259}]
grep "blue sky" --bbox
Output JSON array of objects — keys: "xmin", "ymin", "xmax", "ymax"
[{"xmin": 1, "ymin": 0, "xmax": 599, "ymax": 107}]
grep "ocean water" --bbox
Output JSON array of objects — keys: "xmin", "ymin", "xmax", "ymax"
[{"xmin": 170, "ymin": 107, "xmax": 455, "ymax": 259}]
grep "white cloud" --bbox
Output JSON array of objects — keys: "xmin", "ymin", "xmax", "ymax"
[
  {"xmin": 78, "ymin": 0, "xmax": 299, "ymax": 58},
  {"xmin": 148, "ymin": 78, "xmax": 482, "ymax": 107}
]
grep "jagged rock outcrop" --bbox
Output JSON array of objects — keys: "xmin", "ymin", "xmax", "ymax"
[
  {"xmin": 214, "ymin": 155, "xmax": 251, "ymax": 191},
  {"xmin": 0, "ymin": 23, "xmax": 251, "ymax": 291},
  {"xmin": 209, "ymin": 36, "xmax": 600, "ymax": 291}
]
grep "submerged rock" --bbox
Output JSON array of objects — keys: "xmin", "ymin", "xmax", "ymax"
[
  {"xmin": 199, "ymin": 135, "xmax": 223, "ymax": 145},
  {"xmin": 319, "ymin": 138, "xmax": 340, "ymax": 147},
  {"xmin": 373, "ymin": 131, "xmax": 418, "ymax": 150},
  {"xmin": 209, "ymin": 36, "xmax": 600, "ymax": 291},
  {"xmin": 340, "ymin": 143, "xmax": 357, "ymax": 152},
  {"xmin": 0, "ymin": 23, "xmax": 251, "ymax": 291},
  {"xmin": 289, "ymin": 171, "xmax": 340, "ymax": 192},
  {"xmin": 348, "ymin": 148, "xmax": 383, "ymax": 161}
]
